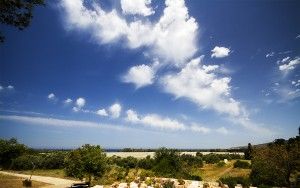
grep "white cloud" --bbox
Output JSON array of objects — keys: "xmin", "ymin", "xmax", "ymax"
[
  {"xmin": 211, "ymin": 46, "xmax": 230, "ymax": 58},
  {"xmin": 121, "ymin": 0, "xmax": 154, "ymax": 16},
  {"xmin": 125, "ymin": 109, "xmax": 186, "ymax": 130},
  {"xmin": 60, "ymin": 0, "xmax": 198, "ymax": 65},
  {"xmin": 190, "ymin": 124, "xmax": 211, "ymax": 133},
  {"xmin": 48, "ymin": 93, "xmax": 56, "ymax": 100},
  {"xmin": 123, "ymin": 64, "xmax": 155, "ymax": 88},
  {"xmin": 0, "ymin": 115, "xmax": 125, "ymax": 131},
  {"xmin": 281, "ymin": 56, "xmax": 290, "ymax": 63},
  {"xmin": 96, "ymin": 109, "xmax": 108, "ymax": 116},
  {"xmin": 216, "ymin": 127, "xmax": 229, "ymax": 135},
  {"xmin": 296, "ymin": 34, "xmax": 300, "ymax": 39},
  {"xmin": 161, "ymin": 57, "xmax": 242, "ymax": 117},
  {"xmin": 76, "ymin": 97, "xmax": 86, "ymax": 108},
  {"xmin": 266, "ymin": 52, "xmax": 275, "ymax": 58},
  {"xmin": 64, "ymin": 98, "xmax": 73, "ymax": 104},
  {"xmin": 0, "ymin": 85, "xmax": 3, "ymax": 91},
  {"xmin": 279, "ymin": 57, "xmax": 300, "ymax": 72},
  {"xmin": 109, "ymin": 103, "xmax": 122, "ymax": 118},
  {"xmin": 7, "ymin": 85, "xmax": 14, "ymax": 89}
]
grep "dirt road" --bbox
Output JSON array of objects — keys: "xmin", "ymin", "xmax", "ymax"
[{"xmin": 0, "ymin": 171, "xmax": 80, "ymax": 188}]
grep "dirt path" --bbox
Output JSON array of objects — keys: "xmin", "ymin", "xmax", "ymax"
[{"xmin": 0, "ymin": 171, "xmax": 80, "ymax": 188}]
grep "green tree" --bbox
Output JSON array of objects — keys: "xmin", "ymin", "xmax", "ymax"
[
  {"xmin": 64, "ymin": 144, "xmax": 107, "ymax": 183},
  {"xmin": 244, "ymin": 143, "xmax": 253, "ymax": 160},
  {"xmin": 152, "ymin": 148, "xmax": 183, "ymax": 178},
  {"xmin": 0, "ymin": 0, "xmax": 44, "ymax": 42},
  {"xmin": 0, "ymin": 138, "xmax": 29, "ymax": 168}
]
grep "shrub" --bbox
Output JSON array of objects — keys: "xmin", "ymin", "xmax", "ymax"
[
  {"xmin": 162, "ymin": 180, "xmax": 174, "ymax": 188},
  {"xmin": 233, "ymin": 160, "xmax": 250, "ymax": 169},
  {"xmin": 138, "ymin": 155, "xmax": 154, "ymax": 169},
  {"xmin": 178, "ymin": 179, "xmax": 185, "ymax": 185},
  {"xmin": 0, "ymin": 138, "xmax": 29, "ymax": 168},
  {"xmin": 219, "ymin": 176, "xmax": 250, "ymax": 188},
  {"xmin": 217, "ymin": 161, "xmax": 226, "ymax": 167},
  {"xmin": 186, "ymin": 175, "xmax": 202, "ymax": 181},
  {"xmin": 202, "ymin": 153, "xmax": 220, "ymax": 164},
  {"xmin": 11, "ymin": 155, "xmax": 43, "ymax": 170}
]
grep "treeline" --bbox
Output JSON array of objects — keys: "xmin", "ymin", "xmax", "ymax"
[{"xmin": 119, "ymin": 148, "xmax": 245, "ymax": 152}]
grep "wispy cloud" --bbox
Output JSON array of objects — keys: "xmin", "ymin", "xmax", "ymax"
[
  {"xmin": 266, "ymin": 52, "xmax": 275, "ymax": 58},
  {"xmin": 0, "ymin": 115, "xmax": 125, "ymax": 131}
]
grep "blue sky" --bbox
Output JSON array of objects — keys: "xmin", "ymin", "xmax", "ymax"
[{"xmin": 0, "ymin": 0, "xmax": 300, "ymax": 149}]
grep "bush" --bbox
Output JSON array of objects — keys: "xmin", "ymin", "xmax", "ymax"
[
  {"xmin": 217, "ymin": 161, "xmax": 226, "ymax": 167},
  {"xmin": 233, "ymin": 160, "xmax": 250, "ymax": 169},
  {"xmin": 0, "ymin": 138, "xmax": 29, "ymax": 168},
  {"xmin": 138, "ymin": 155, "xmax": 154, "ymax": 169},
  {"xmin": 219, "ymin": 176, "xmax": 250, "ymax": 188},
  {"xmin": 11, "ymin": 155, "xmax": 43, "ymax": 170},
  {"xmin": 162, "ymin": 180, "xmax": 174, "ymax": 188},
  {"xmin": 202, "ymin": 153, "xmax": 220, "ymax": 164},
  {"xmin": 152, "ymin": 148, "xmax": 183, "ymax": 178},
  {"xmin": 186, "ymin": 175, "xmax": 202, "ymax": 181}
]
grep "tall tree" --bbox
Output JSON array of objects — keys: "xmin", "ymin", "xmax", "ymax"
[
  {"xmin": 244, "ymin": 143, "xmax": 253, "ymax": 160},
  {"xmin": 0, "ymin": 0, "xmax": 44, "ymax": 42}
]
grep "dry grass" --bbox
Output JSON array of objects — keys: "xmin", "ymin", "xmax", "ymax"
[
  {"xmin": 194, "ymin": 160, "xmax": 251, "ymax": 181},
  {"xmin": 8, "ymin": 169, "xmax": 77, "ymax": 180},
  {"xmin": 0, "ymin": 173, "xmax": 50, "ymax": 188}
]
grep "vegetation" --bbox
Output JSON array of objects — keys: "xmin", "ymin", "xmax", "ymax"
[
  {"xmin": 219, "ymin": 176, "xmax": 250, "ymax": 188},
  {"xmin": 0, "ymin": 0, "xmax": 44, "ymax": 42},
  {"xmin": 244, "ymin": 143, "xmax": 253, "ymax": 160},
  {"xmin": 0, "ymin": 138, "xmax": 30, "ymax": 168},
  {"xmin": 1, "ymin": 129, "xmax": 299, "ymax": 187},
  {"xmin": 64, "ymin": 144, "xmax": 107, "ymax": 183},
  {"xmin": 250, "ymin": 135, "xmax": 300, "ymax": 187},
  {"xmin": 233, "ymin": 160, "xmax": 251, "ymax": 169}
]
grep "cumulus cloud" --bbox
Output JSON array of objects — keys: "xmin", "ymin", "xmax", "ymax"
[
  {"xmin": 0, "ymin": 85, "xmax": 3, "ymax": 91},
  {"xmin": 76, "ymin": 97, "xmax": 86, "ymax": 108},
  {"xmin": 60, "ymin": 0, "xmax": 198, "ymax": 65},
  {"xmin": 266, "ymin": 52, "xmax": 275, "ymax": 58},
  {"xmin": 161, "ymin": 57, "xmax": 242, "ymax": 117},
  {"xmin": 47, "ymin": 93, "xmax": 56, "ymax": 100},
  {"xmin": 121, "ymin": 0, "xmax": 154, "ymax": 16},
  {"xmin": 63, "ymin": 98, "xmax": 73, "ymax": 104},
  {"xmin": 279, "ymin": 57, "xmax": 300, "ymax": 72},
  {"xmin": 211, "ymin": 46, "xmax": 230, "ymax": 58},
  {"xmin": 122, "ymin": 64, "xmax": 155, "ymax": 88},
  {"xmin": 7, "ymin": 85, "xmax": 14, "ymax": 89},
  {"xmin": 96, "ymin": 109, "xmax": 108, "ymax": 116},
  {"xmin": 296, "ymin": 34, "xmax": 300, "ymax": 39},
  {"xmin": 109, "ymin": 103, "xmax": 122, "ymax": 118}
]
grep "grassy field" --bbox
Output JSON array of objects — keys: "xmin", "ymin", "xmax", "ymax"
[
  {"xmin": 194, "ymin": 160, "xmax": 251, "ymax": 181},
  {"xmin": 8, "ymin": 169, "xmax": 77, "ymax": 180},
  {"xmin": 0, "ymin": 173, "xmax": 50, "ymax": 188}
]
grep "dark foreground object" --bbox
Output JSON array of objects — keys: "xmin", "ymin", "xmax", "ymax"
[{"xmin": 70, "ymin": 182, "xmax": 90, "ymax": 188}]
